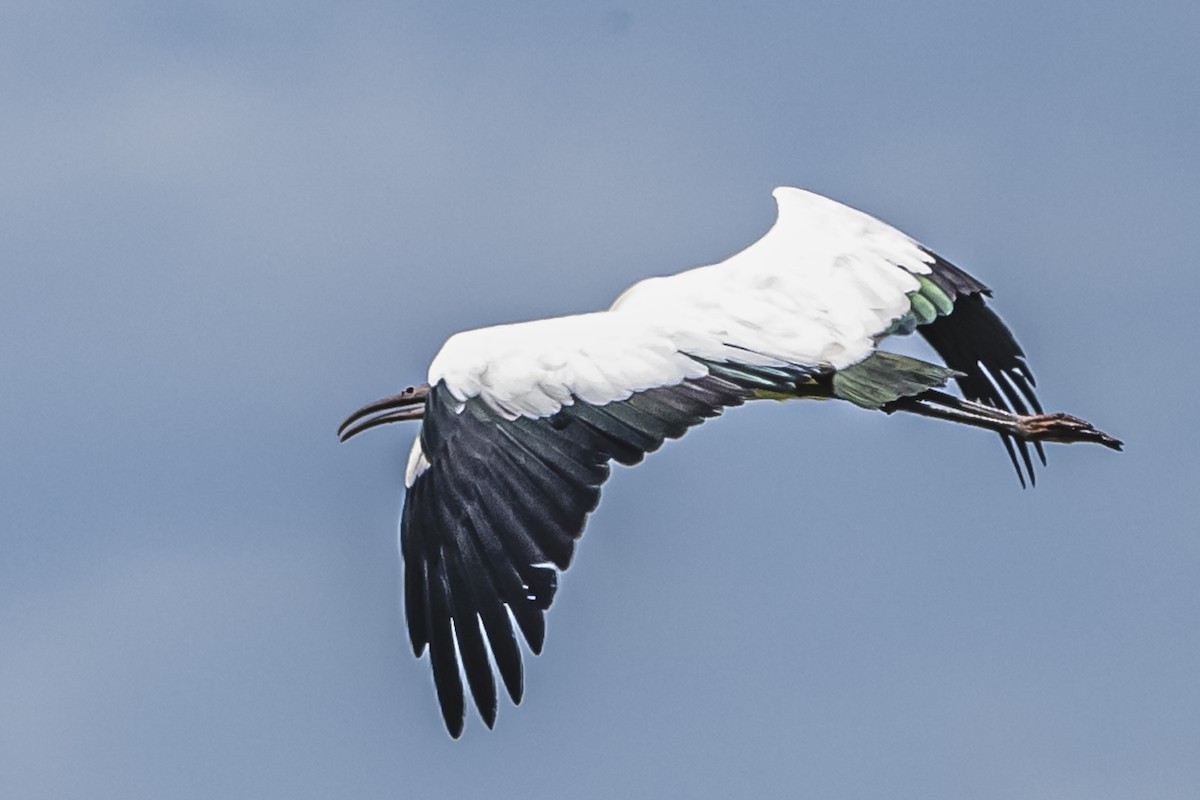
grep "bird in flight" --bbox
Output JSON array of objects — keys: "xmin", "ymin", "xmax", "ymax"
[{"xmin": 338, "ymin": 187, "xmax": 1120, "ymax": 737}]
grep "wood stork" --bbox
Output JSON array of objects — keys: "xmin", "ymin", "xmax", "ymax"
[{"xmin": 338, "ymin": 187, "xmax": 1120, "ymax": 737}]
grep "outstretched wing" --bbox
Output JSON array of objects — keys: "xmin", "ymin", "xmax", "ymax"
[
  {"xmin": 612, "ymin": 187, "xmax": 1044, "ymax": 483},
  {"xmin": 402, "ymin": 374, "xmax": 750, "ymax": 736}
]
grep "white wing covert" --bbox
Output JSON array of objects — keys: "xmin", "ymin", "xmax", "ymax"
[{"xmin": 613, "ymin": 188, "xmax": 960, "ymax": 369}]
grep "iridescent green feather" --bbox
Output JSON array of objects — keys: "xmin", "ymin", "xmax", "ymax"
[
  {"xmin": 915, "ymin": 274, "xmax": 955, "ymax": 315},
  {"xmin": 831, "ymin": 352, "xmax": 960, "ymax": 409},
  {"xmin": 701, "ymin": 360, "xmax": 811, "ymax": 394},
  {"xmin": 882, "ymin": 274, "xmax": 958, "ymax": 336},
  {"xmin": 907, "ymin": 292, "xmax": 939, "ymax": 326}
]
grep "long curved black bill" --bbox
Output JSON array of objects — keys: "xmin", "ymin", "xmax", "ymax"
[{"xmin": 338, "ymin": 383, "xmax": 430, "ymax": 442}]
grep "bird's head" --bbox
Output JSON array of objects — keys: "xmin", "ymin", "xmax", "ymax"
[{"xmin": 337, "ymin": 383, "xmax": 430, "ymax": 442}]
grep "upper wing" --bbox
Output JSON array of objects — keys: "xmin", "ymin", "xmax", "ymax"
[
  {"xmin": 402, "ymin": 374, "xmax": 751, "ymax": 736},
  {"xmin": 613, "ymin": 186, "xmax": 1044, "ymax": 483},
  {"xmin": 610, "ymin": 187, "xmax": 937, "ymax": 370}
]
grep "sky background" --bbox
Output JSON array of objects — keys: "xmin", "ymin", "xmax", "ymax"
[{"xmin": 2, "ymin": 2, "xmax": 1198, "ymax": 798}]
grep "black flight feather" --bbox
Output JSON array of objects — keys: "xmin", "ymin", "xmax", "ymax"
[{"xmin": 399, "ymin": 377, "xmax": 747, "ymax": 735}]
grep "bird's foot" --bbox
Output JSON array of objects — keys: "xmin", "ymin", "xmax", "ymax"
[{"xmin": 1017, "ymin": 412, "xmax": 1123, "ymax": 451}]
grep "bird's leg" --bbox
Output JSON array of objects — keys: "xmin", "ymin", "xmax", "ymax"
[{"xmin": 884, "ymin": 390, "xmax": 1123, "ymax": 451}]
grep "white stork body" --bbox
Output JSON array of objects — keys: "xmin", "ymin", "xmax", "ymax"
[{"xmin": 339, "ymin": 187, "xmax": 1119, "ymax": 737}]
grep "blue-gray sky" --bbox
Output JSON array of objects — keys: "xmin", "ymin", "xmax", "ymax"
[{"xmin": 2, "ymin": 2, "xmax": 1197, "ymax": 798}]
